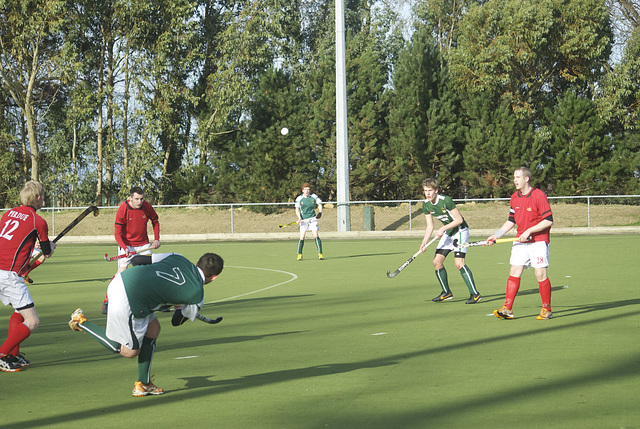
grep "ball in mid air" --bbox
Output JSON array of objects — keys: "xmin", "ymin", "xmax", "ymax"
[{"xmin": 281, "ymin": 127, "xmax": 289, "ymax": 136}]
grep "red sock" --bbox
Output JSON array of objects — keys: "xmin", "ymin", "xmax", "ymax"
[
  {"xmin": 8, "ymin": 312, "xmax": 25, "ymax": 356},
  {"xmin": 0, "ymin": 313, "xmax": 31, "ymax": 356},
  {"xmin": 539, "ymin": 278, "xmax": 552, "ymax": 309},
  {"xmin": 504, "ymin": 276, "xmax": 521, "ymax": 310}
]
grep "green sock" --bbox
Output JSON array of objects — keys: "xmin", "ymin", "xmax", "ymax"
[
  {"xmin": 297, "ymin": 240, "xmax": 304, "ymax": 254},
  {"xmin": 138, "ymin": 336, "xmax": 156, "ymax": 385},
  {"xmin": 78, "ymin": 321, "xmax": 121, "ymax": 353},
  {"xmin": 460, "ymin": 265, "xmax": 479, "ymax": 295},
  {"xmin": 315, "ymin": 237, "xmax": 323, "ymax": 253},
  {"xmin": 435, "ymin": 268, "xmax": 450, "ymax": 293}
]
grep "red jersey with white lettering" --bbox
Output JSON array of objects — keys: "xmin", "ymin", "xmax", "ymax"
[
  {"xmin": 509, "ymin": 188, "xmax": 553, "ymax": 244},
  {"xmin": 0, "ymin": 205, "xmax": 50, "ymax": 275},
  {"xmin": 114, "ymin": 200, "xmax": 160, "ymax": 249}
]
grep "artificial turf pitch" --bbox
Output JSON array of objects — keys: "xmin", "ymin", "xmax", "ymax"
[{"xmin": 1, "ymin": 235, "xmax": 639, "ymax": 428}]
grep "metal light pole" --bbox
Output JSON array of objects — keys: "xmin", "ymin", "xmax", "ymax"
[{"xmin": 335, "ymin": 0, "xmax": 351, "ymax": 231}]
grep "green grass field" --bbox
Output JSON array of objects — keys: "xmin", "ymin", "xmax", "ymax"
[{"xmin": 1, "ymin": 235, "xmax": 639, "ymax": 428}]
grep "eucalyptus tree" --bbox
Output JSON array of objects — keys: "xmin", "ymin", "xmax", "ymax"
[
  {"xmin": 0, "ymin": 0, "xmax": 69, "ymax": 181},
  {"xmin": 448, "ymin": 0, "xmax": 612, "ymax": 119}
]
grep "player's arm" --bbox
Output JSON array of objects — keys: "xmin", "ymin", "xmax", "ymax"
[
  {"xmin": 114, "ymin": 206, "xmax": 129, "ymax": 250},
  {"xmin": 486, "ymin": 220, "xmax": 515, "ymax": 245},
  {"xmin": 171, "ymin": 303, "xmax": 201, "ymax": 326},
  {"xmin": 420, "ymin": 213, "xmax": 435, "ymax": 251},
  {"xmin": 438, "ymin": 206, "xmax": 463, "ymax": 237},
  {"xmin": 39, "ymin": 240, "xmax": 55, "ymax": 258},
  {"xmin": 145, "ymin": 202, "xmax": 161, "ymax": 248},
  {"xmin": 295, "ymin": 206, "xmax": 302, "ymax": 223},
  {"xmin": 519, "ymin": 219, "xmax": 553, "ymax": 242},
  {"xmin": 316, "ymin": 202, "xmax": 323, "ymax": 218}
]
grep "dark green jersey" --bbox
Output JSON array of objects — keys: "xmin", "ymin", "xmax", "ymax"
[
  {"xmin": 422, "ymin": 194, "xmax": 468, "ymax": 236},
  {"xmin": 121, "ymin": 253, "xmax": 204, "ymax": 318},
  {"xmin": 295, "ymin": 193, "xmax": 321, "ymax": 220}
]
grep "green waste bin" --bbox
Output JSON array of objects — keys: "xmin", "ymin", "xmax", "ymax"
[{"xmin": 363, "ymin": 206, "xmax": 375, "ymax": 231}]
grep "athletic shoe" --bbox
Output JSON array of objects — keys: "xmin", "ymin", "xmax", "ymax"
[
  {"xmin": 132, "ymin": 381, "xmax": 165, "ymax": 397},
  {"xmin": 318, "ymin": 253, "xmax": 324, "ymax": 260},
  {"xmin": 536, "ymin": 308, "xmax": 553, "ymax": 320},
  {"xmin": 465, "ymin": 293, "xmax": 482, "ymax": 304},
  {"xmin": 297, "ymin": 254, "xmax": 303, "ymax": 261},
  {"xmin": 0, "ymin": 354, "xmax": 22, "ymax": 373},
  {"xmin": 494, "ymin": 306, "xmax": 515, "ymax": 319},
  {"xmin": 432, "ymin": 291, "xmax": 453, "ymax": 302},
  {"xmin": 4, "ymin": 353, "xmax": 30, "ymax": 368},
  {"xmin": 69, "ymin": 308, "xmax": 87, "ymax": 331},
  {"xmin": 23, "ymin": 275, "xmax": 33, "ymax": 284},
  {"xmin": 101, "ymin": 301, "xmax": 108, "ymax": 315}
]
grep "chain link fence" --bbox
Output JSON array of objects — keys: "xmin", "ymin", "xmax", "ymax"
[{"xmin": 5, "ymin": 195, "xmax": 637, "ymax": 239}]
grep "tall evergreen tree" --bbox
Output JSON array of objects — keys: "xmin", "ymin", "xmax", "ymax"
[
  {"xmin": 546, "ymin": 90, "xmax": 620, "ymax": 195},
  {"xmin": 461, "ymin": 95, "xmax": 540, "ymax": 198},
  {"xmin": 387, "ymin": 25, "xmax": 438, "ymax": 197}
]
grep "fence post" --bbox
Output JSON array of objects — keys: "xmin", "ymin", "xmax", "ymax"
[
  {"xmin": 587, "ymin": 197, "xmax": 591, "ymax": 227},
  {"xmin": 230, "ymin": 204, "xmax": 234, "ymax": 233}
]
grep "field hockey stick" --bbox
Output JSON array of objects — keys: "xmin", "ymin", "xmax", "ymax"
[
  {"xmin": 453, "ymin": 237, "xmax": 519, "ymax": 248},
  {"xmin": 386, "ymin": 236, "xmax": 438, "ymax": 278},
  {"xmin": 28, "ymin": 205, "xmax": 100, "ymax": 268},
  {"xmin": 196, "ymin": 313, "xmax": 223, "ymax": 324},
  {"xmin": 280, "ymin": 213, "xmax": 321, "ymax": 228},
  {"xmin": 104, "ymin": 245, "xmax": 153, "ymax": 262}
]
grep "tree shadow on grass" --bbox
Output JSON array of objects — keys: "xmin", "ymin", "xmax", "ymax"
[{"xmin": 4, "ymin": 309, "xmax": 640, "ymax": 428}]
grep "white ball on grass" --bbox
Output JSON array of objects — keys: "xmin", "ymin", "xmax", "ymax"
[{"xmin": 281, "ymin": 127, "xmax": 289, "ymax": 136}]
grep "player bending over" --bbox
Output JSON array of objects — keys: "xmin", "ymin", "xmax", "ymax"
[{"xmin": 69, "ymin": 252, "xmax": 223, "ymax": 396}]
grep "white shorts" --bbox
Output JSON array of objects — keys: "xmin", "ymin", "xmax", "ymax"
[
  {"xmin": 117, "ymin": 244, "xmax": 152, "ymax": 269},
  {"xmin": 0, "ymin": 270, "xmax": 33, "ymax": 309},
  {"xmin": 299, "ymin": 217, "xmax": 319, "ymax": 233},
  {"xmin": 105, "ymin": 274, "xmax": 155, "ymax": 350},
  {"xmin": 436, "ymin": 228, "xmax": 469, "ymax": 255},
  {"xmin": 510, "ymin": 241, "xmax": 550, "ymax": 268}
]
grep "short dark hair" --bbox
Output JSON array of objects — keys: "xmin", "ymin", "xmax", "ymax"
[
  {"xmin": 197, "ymin": 253, "xmax": 224, "ymax": 277},
  {"xmin": 130, "ymin": 186, "xmax": 144, "ymax": 196}
]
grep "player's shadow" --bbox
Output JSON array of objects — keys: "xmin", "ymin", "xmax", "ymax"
[
  {"xmin": 331, "ymin": 252, "xmax": 404, "ymax": 260},
  {"xmin": 175, "ymin": 359, "xmax": 398, "ymax": 391},
  {"xmin": 162, "ymin": 331, "xmax": 307, "ymax": 352},
  {"xmin": 554, "ymin": 298, "xmax": 640, "ymax": 318}
]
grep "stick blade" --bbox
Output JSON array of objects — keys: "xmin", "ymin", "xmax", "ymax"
[{"xmin": 387, "ymin": 270, "xmax": 398, "ymax": 278}]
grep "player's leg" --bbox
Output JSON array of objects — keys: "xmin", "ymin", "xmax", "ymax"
[
  {"xmin": 432, "ymin": 251, "xmax": 453, "ymax": 302},
  {"xmin": 135, "ymin": 316, "xmax": 161, "ymax": 394},
  {"xmin": 310, "ymin": 219, "xmax": 323, "ymax": 259},
  {"xmin": 452, "ymin": 229, "xmax": 481, "ymax": 303},
  {"xmin": 0, "ymin": 306, "xmax": 37, "ymax": 371},
  {"xmin": 69, "ymin": 308, "xmax": 121, "ymax": 352},
  {"xmin": 297, "ymin": 222, "xmax": 307, "ymax": 260},
  {"xmin": 455, "ymin": 256, "xmax": 481, "ymax": 304},
  {"xmin": 0, "ymin": 275, "xmax": 38, "ymax": 371},
  {"xmin": 494, "ymin": 244, "xmax": 528, "ymax": 319},
  {"xmin": 22, "ymin": 253, "xmax": 45, "ymax": 284},
  {"xmin": 530, "ymin": 241, "xmax": 552, "ymax": 319}
]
